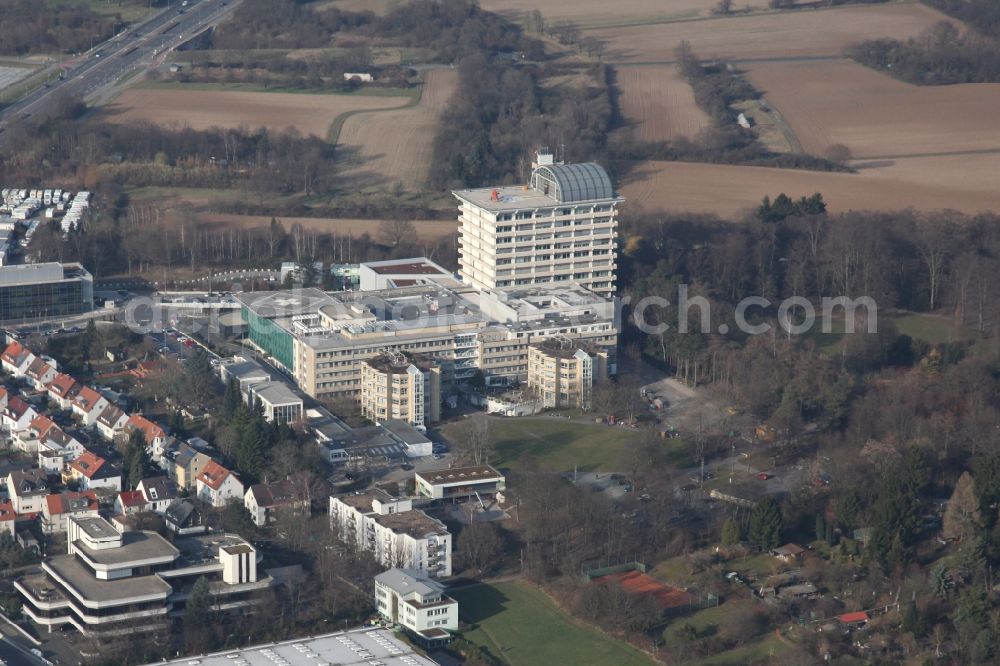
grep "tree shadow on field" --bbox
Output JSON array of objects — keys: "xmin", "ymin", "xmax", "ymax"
[{"xmin": 453, "ymin": 584, "xmax": 510, "ymax": 624}]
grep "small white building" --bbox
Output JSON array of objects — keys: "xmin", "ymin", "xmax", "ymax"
[
  {"xmin": 70, "ymin": 387, "xmax": 109, "ymax": 427},
  {"xmin": 244, "ymin": 478, "xmax": 309, "ymax": 527},
  {"xmin": 374, "ymin": 568, "xmax": 458, "ymax": 644},
  {"xmin": 247, "ymin": 381, "xmax": 303, "ymax": 424},
  {"xmin": 415, "ymin": 465, "xmax": 506, "ymax": 502},
  {"xmin": 7, "ymin": 468, "xmax": 50, "ymax": 514}
]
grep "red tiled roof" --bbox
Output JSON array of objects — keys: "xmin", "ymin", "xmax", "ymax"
[
  {"xmin": 69, "ymin": 451, "xmax": 106, "ymax": 479},
  {"xmin": 1, "ymin": 341, "xmax": 28, "ymax": 365},
  {"xmin": 47, "ymin": 373, "xmax": 78, "ymax": 398},
  {"xmin": 127, "ymin": 414, "xmax": 166, "ymax": 443},
  {"xmin": 6, "ymin": 396, "xmax": 32, "ymax": 419},
  {"xmin": 197, "ymin": 460, "xmax": 233, "ymax": 491},
  {"xmin": 45, "ymin": 491, "xmax": 98, "ymax": 516},
  {"xmin": 72, "ymin": 387, "xmax": 104, "ymax": 412},
  {"xmin": 0, "ymin": 501, "xmax": 15, "ymax": 522},
  {"xmin": 117, "ymin": 490, "xmax": 146, "ymax": 508},
  {"xmin": 839, "ymin": 612, "xmax": 870, "ymax": 624},
  {"xmin": 0, "ymin": 387, "xmax": 7, "ymax": 402},
  {"xmin": 29, "ymin": 415, "xmax": 56, "ymax": 437}
]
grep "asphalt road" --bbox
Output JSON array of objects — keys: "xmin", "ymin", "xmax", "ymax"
[
  {"xmin": 0, "ymin": 0, "xmax": 243, "ymax": 146},
  {"xmin": 0, "ymin": 637, "xmax": 47, "ymax": 665}
]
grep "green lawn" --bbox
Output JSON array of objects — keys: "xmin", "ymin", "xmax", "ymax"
[
  {"xmin": 699, "ymin": 634, "xmax": 787, "ymax": 665},
  {"xmin": 443, "ymin": 417, "xmax": 642, "ymax": 473},
  {"xmin": 892, "ymin": 313, "xmax": 974, "ymax": 344},
  {"xmin": 451, "ymin": 581, "xmax": 656, "ymax": 666},
  {"xmin": 55, "ymin": 0, "xmax": 157, "ymax": 21},
  {"xmin": 138, "ymin": 79, "xmax": 420, "ymax": 99}
]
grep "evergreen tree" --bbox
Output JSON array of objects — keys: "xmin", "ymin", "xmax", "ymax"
[
  {"xmin": 122, "ymin": 428, "xmax": 153, "ymax": 490},
  {"xmin": 222, "ymin": 377, "xmax": 242, "ymax": 421},
  {"xmin": 974, "ymin": 454, "xmax": 1000, "ymax": 529},
  {"xmin": 184, "ymin": 576, "xmax": 213, "ymax": 653},
  {"xmin": 748, "ymin": 498, "xmax": 783, "ymax": 550},
  {"xmin": 721, "ymin": 517, "xmax": 741, "ymax": 545},
  {"xmin": 815, "ymin": 513, "xmax": 827, "ymax": 543},
  {"xmin": 186, "ymin": 348, "xmax": 216, "ymax": 404}
]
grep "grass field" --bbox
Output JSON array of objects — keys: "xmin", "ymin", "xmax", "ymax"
[
  {"xmin": 493, "ymin": 417, "xmax": 640, "ymax": 472},
  {"xmin": 615, "ymin": 65, "xmax": 710, "ymax": 142},
  {"xmin": 55, "ymin": 0, "xmax": 156, "ymax": 21},
  {"xmin": 451, "ymin": 581, "xmax": 656, "ymax": 666},
  {"xmin": 620, "ymin": 159, "xmax": 1000, "ymax": 217},
  {"xmin": 98, "ymin": 87, "xmax": 412, "ymax": 138},
  {"xmin": 335, "ymin": 69, "xmax": 458, "ymax": 189},
  {"xmin": 805, "ymin": 313, "xmax": 975, "ymax": 353},
  {"xmin": 590, "ymin": 3, "xmax": 953, "ymax": 62},
  {"xmin": 746, "ymin": 60, "xmax": 1000, "ymax": 158}
]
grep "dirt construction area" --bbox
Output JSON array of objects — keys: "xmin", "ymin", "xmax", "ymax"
[
  {"xmin": 615, "ymin": 65, "xmax": 710, "ymax": 142},
  {"xmin": 746, "ymin": 60, "xmax": 1000, "ymax": 158},
  {"xmin": 590, "ymin": 3, "xmax": 953, "ymax": 62},
  {"xmin": 621, "ymin": 159, "xmax": 1000, "ymax": 218},
  {"xmin": 335, "ymin": 69, "xmax": 458, "ymax": 190},
  {"xmin": 99, "ymin": 87, "xmax": 411, "ymax": 138}
]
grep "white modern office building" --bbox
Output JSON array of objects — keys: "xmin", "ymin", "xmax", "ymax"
[
  {"xmin": 374, "ymin": 568, "xmax": 458, "ymax": 644},
  {"xmin": 453, "ymin": 150, "xmax": 622, "ymax": 297}
]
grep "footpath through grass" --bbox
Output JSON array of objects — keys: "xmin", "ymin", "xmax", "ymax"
[{"xmin": 451, "ymin": 581, "xmax": 656, "ymax": 666}]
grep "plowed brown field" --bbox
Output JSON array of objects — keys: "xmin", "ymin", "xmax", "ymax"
[
  {"xmin": 615, "ymin": 65, "xmax": 710, "ymax": 141},
  {"xmin": 101, "ymin": 88, "xmax": 410, "ymax": 137}
]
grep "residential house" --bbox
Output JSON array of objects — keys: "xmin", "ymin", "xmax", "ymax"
[
  {"xmin": 169, "ymin": 442, "xmax": 211, "ymax": 491},
  {"xmin": 125, "ymin": 414, "xmax": 168, "ymax": 460},
  {"xmin": 95, "ymin": 405, "xmax": 128, "ymax": 441},
  {"xmin": 1, "ymin": 341, "xmax": 34, "ymax": 377},
  {"xmin": 114, "ymin": 490, "xmax": 148, "ymax": 515},
  {"xmin": 244, "ymin": 479, "xmax": 309, "ymax": 527},
  {"xmin": 7, "ymin": 468, "xmax": 49, "ymax": 514},
  {"xmin": 70, "ymin": 387, "xmax": 109, "ymax": 426},
  {"xmin": 42, "ymin": 490, "xmax": 99, "ymax": 533},
  {"xmin": 164, "ymin": 499, "xmax": 205, "ymax": 535},
  {"xmin": 136, "ymin": 476, "xmax": 177, "ymax": 514},
  {"xmin": 374, "ymin": 568, "xmax": 458, "ymax": 645},
  {"xmin": 14, "ymin": 414, "xmax": 57, "ymax": 453},
  {"xmin": 196, "ymin": 461, "xmax": 244, "ymax": 507},
  {"xmin": 0, "ymin": 501, "xmax": 15, "ymax": 539},
  {"xmin": 24, "ymin": 356, "xmax": 57, "ymax": 391},
  {"xmin": 46, "ymin": 373, "xmax": 79, "ymax": 410},
  {"xmin": 2, "ymin": 396, "xmax": 37, "ymax": 432},
  {"xmin": 66, "ymin": 451, "xmax": 122, "ymax": 491},
  {"xmin": 0, "ymin": 387, "xmax": 7, "ymax": 411},
  {"xmin": 37, "ymin": 426, "xmax": 84, "ymax": 473},
  {"xmin": 771, "ymin": 543, "xmax": 807, "ymax": 562}
]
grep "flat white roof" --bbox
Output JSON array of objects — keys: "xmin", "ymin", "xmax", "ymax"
[{"xmin": 145, "ymin": 628, "xmax": 441, "ymax": 666}]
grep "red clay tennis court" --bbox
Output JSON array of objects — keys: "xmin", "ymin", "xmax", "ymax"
[{"xmin": 595, "ymin": 570, "xmax": 696, "ymax": 611}]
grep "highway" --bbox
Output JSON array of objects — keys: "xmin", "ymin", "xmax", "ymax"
[{"xmin": 0, "ymin": 0, "xmax": 243, "ymax": 146}]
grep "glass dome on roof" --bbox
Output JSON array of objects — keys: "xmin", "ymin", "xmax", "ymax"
[{"xmin": 530, "ymin": 163, "xmax": 614, "ymax": 203}]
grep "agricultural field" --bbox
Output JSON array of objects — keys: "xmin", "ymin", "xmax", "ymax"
[
  {"xmin": 615, "ymin": 65, "xmax": 710, "ymax": 142},
  {"xmin": 590, "ymin": 4, "xmax": 953, "ymax": 63},
  {"xmin": 334, "ymin": 69, "xmax": 458, "ymax": 190},
  {"xmin": 99, "ymin": 87, "xmax": 411, "ymax": 138},
  {"xmin": 451, "ymin": 581, "xmax": 657, "ymax": 666},
  {"xmin": 620, "ymin": 159, "xmax": 1000, "ymax": 218},
  {"xmin": 746, "ymin": 60, "xmax": 1000, "ymax": 158},
  {"xmin": 198, "ymin": 213, "xmax": 456, "ymax": 241},
  {"xmin": 481, "ymin": 0, "xmax": 722, "ymax": 27}
]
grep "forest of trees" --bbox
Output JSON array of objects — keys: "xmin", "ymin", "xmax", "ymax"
[
  {"xmin": 0, "ymin": 0, "xmax": 130, "ymax": 56},
  {"xmin": 848, "ymin": 22, "xmax": 1000, "ymax": 84}
]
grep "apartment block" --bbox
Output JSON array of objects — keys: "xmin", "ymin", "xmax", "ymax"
[
  {"xmin": 453, "ymin": 151, "xmax": 621, "ymax": 297},
  {"xmin": 360, "ymin": 352, "xmax": 441, "ymax": 427},
  {"xmin": 527, "ymin": 337, "xmax": 609, "ymax": 410},
  {"xmin": 329, "ymin": 490, "xmax": 451, "ymax": 577}
]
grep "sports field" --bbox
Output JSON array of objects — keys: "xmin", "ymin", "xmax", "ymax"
[
  {"xmin": 441, "ymin": 417, "xmax": 641, "ymax": 472},
  {"xmin": 452, "ymin": 581, "xmax": 656, "ymax": 666},
  {"xmin": 595, "ymin": 570, "xmax": 696, "ymax": 611}
]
